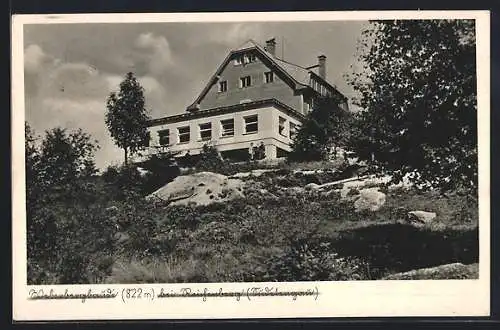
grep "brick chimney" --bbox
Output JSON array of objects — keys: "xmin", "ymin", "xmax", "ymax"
[
  {"xmin": 265, "ymin": 38, "xmax": 276, "ymax": 56},
  {"xmin": 318, "ymin": 55, "xmax": 326, "ymax": 79}
]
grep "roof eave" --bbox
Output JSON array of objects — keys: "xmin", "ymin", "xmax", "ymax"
[{"xmin": 148, "ymin": 98, "xmax": 305, "ymax": 127}]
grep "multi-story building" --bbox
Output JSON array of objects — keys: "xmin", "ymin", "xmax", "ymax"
[{"xmin": 141, "ymin": 38, "xmax": 349, "ymax": 161}]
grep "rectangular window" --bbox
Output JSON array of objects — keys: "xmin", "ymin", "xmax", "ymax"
[
  {"xmin": 278, "ymin": 117, "xmax": 286, "ymax": 136},
  {"xmin": 239, "ymin": 76, "xmax": 251, "ymax": 88},
  {"xmin": 247, "ymin": 53, "xmax": 256, "ymax": 63},
  {"xmin": 199, "ymin": 122, "xmax": 212, "ymax": 141},
  {"xmin": 218, "ymin": 81, "xmax": 227, "ymax": 92},
  {"xmin": 234, "ymin": 55, "xmax": 245, "ymax": 65},
  {"xmin": 158, "ymin": 129, "xmax": 170, "ymax": 146},
  {"xmin": 289, "ymin": 122, "xmax": 298, "ymax": 140},
  {"xmin": 178, "ymin": 126, "xmax": 190, "ymax": 144},
  {"xmin": 142, "ymin": 131, "xmax": 151, "ymax": 147},
  {"xmin": 264, "ymin": 71, "xmax": 274, "ymax": 83},
  {"xmin": 244, "ymin": 115, "xmax": 258, "ymax": 134},
  {"xmin": 221, "ymin": 119, "xmax": 235, "ymax": 137}
]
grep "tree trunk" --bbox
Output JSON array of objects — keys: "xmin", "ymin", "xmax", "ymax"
[{"xmin": 124, "ymin": 147, "xmax": 128, "ymax": 165}]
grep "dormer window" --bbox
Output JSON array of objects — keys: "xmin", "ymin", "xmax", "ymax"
[
  {"xmin": 234, "ymin": 55, "xmax": 244, "ymax": 65},
  {"xmin": 234, "ymin": 53, "xmax": 256, "ymax": 65},
  {"xmin": 240, "ymin": 76, "xmax": 251, "ymax": 88},
  {"xmin": 247, "ymin": 53, "xmax": 256, "ymax": 63},
  {"xmin": 264, "ymin": 71, "xmax": 274, "ymax": 83},
  {"xmin": 218, "ymin": 81, "xmax": 227, "ymax": 92}
]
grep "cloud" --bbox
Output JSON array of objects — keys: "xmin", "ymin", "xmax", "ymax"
[
  {"xmin": 44, "ymin": 62, "xmax": 109, "ymax": 101},
  {"xmin": 24, "ymin": 44, "xmax": 54, "ymax": 74},
  {"xmin": 137, "ymin": 76, "xmax": 168, "ymax": 112},
  {"xmin": 27, "ymin": 98, "xmax": 123, "ymax": 169},
  {"xmin": 23, "ymin": 21, "xmax": 369, "ymax": 169},
  {"xmin": 224, "ymin": 23, "xmax": 265, "ymax": 44},
  {"xmin": 185, "ymin": 23, "xmax": 265, "ymax": 48},
  {"xmin": 134, "ymin": 32, "xmax": 174, "ymax": 74}
]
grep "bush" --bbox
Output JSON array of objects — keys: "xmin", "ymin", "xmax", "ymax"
[
  {"xmin": 260, "ymin": 239, "xmax": 371, "ymax": 281},
  {"xmin": 27, "ymin": 181, "xmax": 119, "ymax": 284}
]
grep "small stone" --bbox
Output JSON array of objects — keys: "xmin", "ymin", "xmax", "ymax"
[{"xmin": 407, "ymin": 211, "xmax": 437, "ymax": 225}]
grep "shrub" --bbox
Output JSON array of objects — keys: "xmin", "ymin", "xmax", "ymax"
[
  {"xmin": 27, "ymin": 184, "xmax": 119, "ymax": 284},
  {"xmin": 260, "ymin": 239, "xmax": 371, "ymax": 281}
]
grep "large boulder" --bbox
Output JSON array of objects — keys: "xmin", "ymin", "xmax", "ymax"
[
  {"xmin": 146, "ymin": 171, "xmax": 244, "ymax": 206},
  {"xmin": 383, "ymin": 263, "xmax": 478, "ymax": 280},
  {"xmin": 340, "ymin": 175, "xmax": 392, "ymax": 198},
  {"xmin": 406, "ymin": 211, "xmax": 437, "ymax": 225},
  {"xmin": 304, "ymin": 182, "xmax": 320, "ymax": 191},
  {"xmin": 353, "ymin": 188, "xmax": 386, "ymax": 212}
]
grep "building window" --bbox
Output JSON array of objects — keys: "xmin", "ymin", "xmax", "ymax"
[
  {"xmin": 158, "ymin": 129, "xmax": 170, "ymax": 146},
  {"xmin": 311, "ymin": 79, "xmax": 319, "ymax": 92},
  {"xmin": 304, "ymin": 102, "xmax": 310, "ymax": 114},
  {"xmin": 142, "ymin": 131, "xmax": 151, "ymax": 147},
  {"xmin": 178, "ymin": 126, "xmax": 190, "ymax": 144},
  {"xmin": 234, "ymin": 54, "xmax": 245, "ymax": 65},
  {"xmin": 199, "ymin": 122, "xmax": 212, "ymax": 141},
  {"xmin": 218, "ymin": 81, "xmax": 227, "ymax": 92},
  {"xmin": 278, "ymin": 117, "xmax": 286, "ymax": 136},
  {"xmin": 244, "ymin": 115, "xmax": 258, "ymax": 134},
  {"xmin": 264, "ymin": 71, "xmax": 274, "ymax": 83},
  {"xmin": 240, "ymin": 76, "xmax": 251, "ymax": 88},
  {"xmin": 235, "ymin": 53, "xmax": 256, "ymax": 65},
  {"xmin": 289, "ymin": 122, "xmax": 298, "ymax": 140},
  {"xmin": 221, "ymin": 119, "xmax": 235, "ymax": 137},
  {"xmin": 247, "ymin": 53, "xmax": 256, "ymax": 63}
]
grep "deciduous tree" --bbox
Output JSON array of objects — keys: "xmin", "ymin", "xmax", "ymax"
[
  {"xmin": 106, "ymin": 72, "xmax": 150, "ymax": 165},
  {"xmin": 346, "ymin": 20, "xmax": 477, "ymax": 193},
  {"xmin": 288, "ymin": 96, "xmax": 350, "ymax": 162}
]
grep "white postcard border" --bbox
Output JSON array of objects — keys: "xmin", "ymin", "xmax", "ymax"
[{"xmin": 11, "ymin": 10, "xmax": 491, "ymax": 321}]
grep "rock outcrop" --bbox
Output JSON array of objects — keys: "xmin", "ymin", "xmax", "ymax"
[
  {"xmin": 383, "ymin": 263, "xmax": 478, "ymax": 280},
  {"xmin": 406, "ymin": 210, "xmax": 437, "ymax": 225},
  {"xmin": 353, "ymin": 188, "xmax": 386, "ymax": 212},
  {"xmin": 147, "ymin": 172, "xmax": 244, "ymax": 206}
]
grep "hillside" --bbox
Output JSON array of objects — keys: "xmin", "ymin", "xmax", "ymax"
[{"xmin": 104, "ymin": 162, "xmax": 478, "ymax": 283}]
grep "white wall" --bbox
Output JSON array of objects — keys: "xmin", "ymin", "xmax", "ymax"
[{"xmin": 143, "ymin": 106, "xmax": 302, "ymax": 160}]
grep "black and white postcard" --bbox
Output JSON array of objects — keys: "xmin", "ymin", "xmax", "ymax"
[{"xmin": 11, "ymin": 10, "xmax": 491, "ymax": 320}]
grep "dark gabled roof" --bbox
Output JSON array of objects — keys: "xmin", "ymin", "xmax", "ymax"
[
  {"xmin": 148, "ymin": 98, "xmax": 305, "ymax": 127},
  {"xmin": 186, "ymin": 39, "xmax": 342, "ymax": 111}
]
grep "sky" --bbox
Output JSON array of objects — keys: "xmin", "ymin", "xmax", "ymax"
[{"xmin": 24, "ymin": 20, "xmax": 369, "ymax": 169}]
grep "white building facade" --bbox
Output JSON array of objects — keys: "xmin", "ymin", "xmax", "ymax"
[{"xmin": 138, "ymin": 38, "xmax": 348, "ymax": 162}]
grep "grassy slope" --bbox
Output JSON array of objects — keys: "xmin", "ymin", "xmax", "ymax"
[{"xmin": 106, "ymin": 169, "xmax": 479, "ymax": 283}]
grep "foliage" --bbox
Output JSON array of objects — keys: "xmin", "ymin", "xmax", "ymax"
[
  {"xmin": 140, "ymin": 151, "xmax": 181, "ymax": 193},
  {"xmin": 25, "ymin": 123, "xmax": 116, "ymax": 284},
  {"xmin": 288, "ymin": 96, "xmax": 351, "ymax": 162},
  {"xmin": 37, "ymin": 126, "xmax": 99, "ymax": 187},
  {"xmin": 346, "ymin": 20, "xmax": 477, "ymax": 193},
  {"xmin": 101, "ymin": 164, "xmax": 146, "ymax": 200},
  {"xmin": 102, "ymin": 151, "xmax": 180, "ymax": 198},
  {"xmin": 252, "ymin": 142, "xmax": 266, "ymax": 160},
  {"xmin": 24, "ymin": 126, "xmax": 478, "ymax": 284},
  {"xmin": 105, "ymin": 72, "xmax": 150, "ymax": 165},
  {"xmin": 195, "ymin": 144, "xmax": 224, "ymax": 171},
  {"xmin": 262, "ymin": 239, "xmax": 371, "ymax": 281}
]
